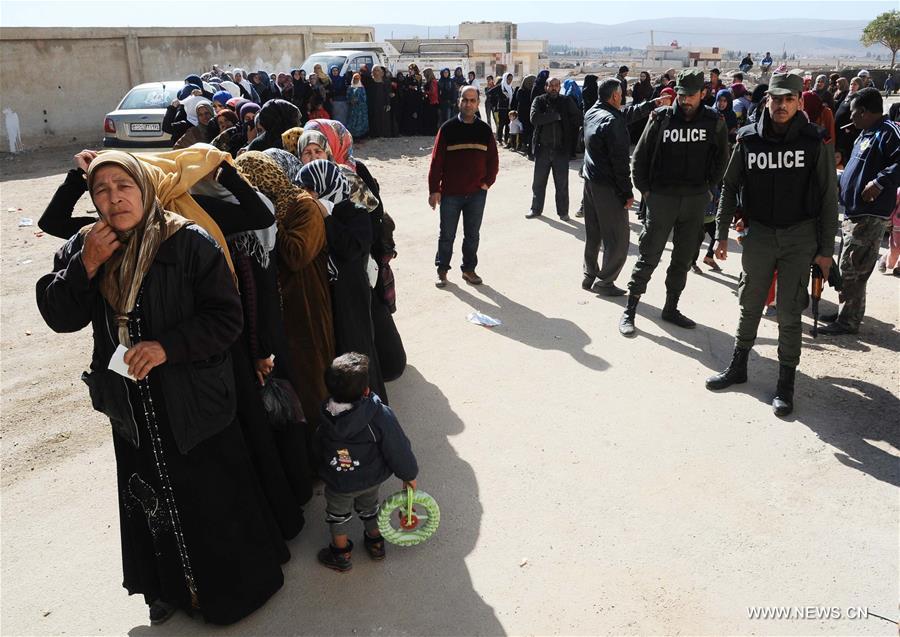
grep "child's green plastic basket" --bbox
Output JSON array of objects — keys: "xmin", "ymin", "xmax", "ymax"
[{"xmin": 377, "ymin": 487, "xmax": 440, "ymax": 546}]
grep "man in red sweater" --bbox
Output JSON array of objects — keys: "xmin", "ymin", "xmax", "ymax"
[{"xmin": 428, "ymin": 85, "xmax": 500, "ymax": 287}]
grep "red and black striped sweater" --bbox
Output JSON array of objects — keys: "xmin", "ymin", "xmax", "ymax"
[{"xmin": 428, "ymin": 116, "xmax": 500, "ymax": 196}]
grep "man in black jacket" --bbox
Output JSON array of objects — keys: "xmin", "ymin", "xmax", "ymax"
[
  {"xmin": 581, "ymin": 78, "xmax": 670, "ymax": 294},
  {"xmin": 525, "ymin": 78, "xmax": 583, "ymax": 220},
  {"xmin": 619, "ymin": 70, "xmax": 730, "ymax": 336}
]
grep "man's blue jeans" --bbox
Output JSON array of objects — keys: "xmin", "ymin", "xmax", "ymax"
[{"xmin": 435, "ymin": 189, "xmax": 487, "ymax": 272}]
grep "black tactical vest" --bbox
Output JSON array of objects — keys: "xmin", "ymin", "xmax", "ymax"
[
  {"xmin": 738, "ymin": 121, "xmax": 823, "ymax": 227},
  {"xmin": 652, "ymin": 106, "xmax": 721, "ymax": 188}
]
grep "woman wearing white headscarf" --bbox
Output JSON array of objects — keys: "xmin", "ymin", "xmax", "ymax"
[{"xmin": 173, "ymin": 97, "xmax": 215, "ymax": 149}]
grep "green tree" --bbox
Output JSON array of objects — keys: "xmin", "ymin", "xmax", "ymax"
[{"xmin": 861, "ymin": 10, "xmax": 900, "ymax": 69}]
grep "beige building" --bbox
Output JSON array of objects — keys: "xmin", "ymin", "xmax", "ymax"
[
  {"xmin": 389, "ymin": 21, "xmax": 547, "ymax": 79},
  {"xmin": 645, "ymin": 44, "xmax": 723, "ymax": 70}
]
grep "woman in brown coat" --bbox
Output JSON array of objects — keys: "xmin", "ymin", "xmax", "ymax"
[{"xmin": 234, "ymin": 151, "xmax": 334, "ymax": 425}]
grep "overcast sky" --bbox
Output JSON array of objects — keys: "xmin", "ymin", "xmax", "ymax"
[{"xmin": 1, "ymin": 0, "xmax": 893, "ymax": 27}]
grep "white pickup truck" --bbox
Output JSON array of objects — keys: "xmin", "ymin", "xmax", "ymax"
[{"xmin": 299, "ymin": 41, "xmax": 470, "ymax": 77}]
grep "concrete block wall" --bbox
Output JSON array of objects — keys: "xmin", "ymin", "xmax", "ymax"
[{"xmin": 0, "ymin": 25, "xmax": 373, "ymax": 151}]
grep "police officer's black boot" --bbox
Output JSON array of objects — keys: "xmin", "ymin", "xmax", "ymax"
[
  {"xmin": 772, "ymin": 364, "xmax": 795, "ymax": 417},
  {"xmin": 661, "ymin": 292, "xmax": 696, "ymax": 328},
  {"xmin": 705, "ymin": 346, "xmax": 749, "ymax": 390},
  {"xmin": 618, "ymin": 295, "xmax": 639, "ymax": 337}
]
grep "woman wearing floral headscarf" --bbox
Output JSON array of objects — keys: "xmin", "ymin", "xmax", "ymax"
[
  {"xmin": 298, "ymin": 159, "xmax": 388, "ymax": 401},
  {"xmin": 36, "ymin": 150, "xmax": 285, "ymax": 626}
]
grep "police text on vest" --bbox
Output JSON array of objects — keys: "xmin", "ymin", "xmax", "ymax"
[
  {"xmin": 663, "ymin": 128, "xmax": 708, "ymax": 143},
  {"xmin": 747, "ymin": 150, "xmax": 805, "ymax": 170}
]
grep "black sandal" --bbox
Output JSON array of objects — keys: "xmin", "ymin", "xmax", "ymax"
[{"xmin": 363, "ymin": 532, "xmax": 386, "ymax": 561}]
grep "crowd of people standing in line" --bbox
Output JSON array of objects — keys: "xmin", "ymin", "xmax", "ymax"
[
  {"xmin": 158, "ymin": 64, "xmax": 490, "ymax": 155},
  {"xmin": 35, "ymin": 61, "xmax": 430, "ymax": 626}
]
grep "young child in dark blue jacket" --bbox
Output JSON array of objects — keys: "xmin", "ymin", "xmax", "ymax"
[{"xmin": 314, "ymin": 352, "xmax": 418, "ymax": 572}]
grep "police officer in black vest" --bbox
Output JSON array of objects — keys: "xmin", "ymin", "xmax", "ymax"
[
  {"xmin": 619, "ymin": 69, "xmax": 729, "ymax": 336},
  {"xmin": 706, "ymin": 73, "xmax": 838, "ymax": 417}
]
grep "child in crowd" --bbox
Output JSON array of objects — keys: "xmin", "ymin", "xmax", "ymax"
[
  {"xmin": 507, "ymin": 110, "xmax": 523, "ymax": 151},
  {"xmin": 314, "ymin": 353, "xmax": 419, "ymax": 572},
  {"xmin": 307, "ymin": 95, "xmax": 330, "ymax": 121}
]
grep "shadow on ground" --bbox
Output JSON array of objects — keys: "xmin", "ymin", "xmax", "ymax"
[
  {"xmin": 128, "ymin": 365, "xmax": 504, "ymax": 636},
  {"xmin": 448, "ymin": 282, "xmax": 609, "ymax": 372},
  {"xmin": 624, "ymin": 299, "xmax": 900, "ymax": 488}
]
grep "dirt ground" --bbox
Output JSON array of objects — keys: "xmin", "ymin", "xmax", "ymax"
[{"xmin": 1, "ymin": 129, "xmax": 897, "ymax": 636}]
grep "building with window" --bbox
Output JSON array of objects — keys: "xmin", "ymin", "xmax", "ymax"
[{"xmin": 388, "ymin": 21, "xmax": 547, "ymax": 79}]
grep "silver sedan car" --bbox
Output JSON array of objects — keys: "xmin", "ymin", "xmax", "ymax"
[{"xmin": 102, "ymin": 81, "xmax": 183, "ymax": 149}]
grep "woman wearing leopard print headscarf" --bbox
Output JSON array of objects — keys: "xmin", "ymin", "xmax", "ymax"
[{"xmin": 234, "ymin": 151, "xmax": 335, "ymax": 425}]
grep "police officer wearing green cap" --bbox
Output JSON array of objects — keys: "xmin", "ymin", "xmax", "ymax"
[
  {"xmin": 619, "ymin": 69, "xmax": 730, "ymax": 336},
  {"xmin": 706, "ymin": 73, "xmax": 838, "ymax": 417}
]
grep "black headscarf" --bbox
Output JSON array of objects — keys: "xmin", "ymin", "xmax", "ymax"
[
  {"xmin": 532, "ymin": 70, "xmax": 550, "ymax": 101},
  {"xmin": 290, "ymin": 68, "xmax": 312, "ymax": 111},
  {"xmin": 246, "ymin": 99, "xmax": 300, "ymax": 152},
  {"xmin": 582, "ymin": 75, "xmax": 599, "ymax": 112},
  {"xmin": 251, "ymin": 70, "xmax": 275, "ymax": 103}
]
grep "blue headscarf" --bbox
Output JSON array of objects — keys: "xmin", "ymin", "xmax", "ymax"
[
  {"xmin": 715, "ymin": 88, "xmax": 738, "ymax": 130},
  {"xmin": 212, "ymin": 90, "xmax": 233, "ymax": 106},
  {"xmin": 177, "ymin": 84, "xmax": 196, "ymax": 100},
  {"xmin": 184, "ymin": 74, "xmax": 204, "ymax": 89},
  {"xmin": 329, "ymin": 65, "xmax": 347, "ymax": 93},
  {"xmin": 562, "ymin": 79, "xmax": 583, "ymax": 108},
  {"xmin": 298, "ymin": 159, "xmax": 349, "ymax": 204}
]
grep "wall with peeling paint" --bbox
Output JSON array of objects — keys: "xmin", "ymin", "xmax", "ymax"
[{"xmin": 0, "ymin": 26, "xmax": 373, "ymax": 151}]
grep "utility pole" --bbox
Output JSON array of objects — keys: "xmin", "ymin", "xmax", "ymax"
[{"xmin": 650, "ymin": 30, "xmax": 654, "ymax": 48}]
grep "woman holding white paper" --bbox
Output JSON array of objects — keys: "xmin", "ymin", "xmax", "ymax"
[{"xmin": 35, "ymin": 151, "xmax": 284, "ymax": 626}]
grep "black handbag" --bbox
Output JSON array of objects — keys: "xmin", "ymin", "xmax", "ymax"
[{"xmin": 260, "ymin": 377, "xmax": 306, "ymax": 430}]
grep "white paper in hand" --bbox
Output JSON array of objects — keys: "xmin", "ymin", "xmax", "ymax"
[{"xmin": 108, "ymin": 344, "xmax": 137, "ymax": 381}]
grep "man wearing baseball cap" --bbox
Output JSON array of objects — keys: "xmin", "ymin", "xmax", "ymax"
[
  {"xmin": 706, "ymin": 73, "xmax": 839, "ymax": 417},
  {"xmin": 619, "ymin": 69, "xmax": 729, "ymax": 336}
]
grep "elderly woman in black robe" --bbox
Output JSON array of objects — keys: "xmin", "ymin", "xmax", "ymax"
[{"xmin": 36, "ymin": 151, "xmax": 284, "ymax": 626}]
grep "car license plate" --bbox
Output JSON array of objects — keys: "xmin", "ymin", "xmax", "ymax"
[{"xmin": 129, "ymin": 122, "xmax": 161, "ymax": 132}]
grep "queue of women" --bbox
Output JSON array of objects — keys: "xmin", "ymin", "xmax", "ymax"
[
  {"xmin": 35, "ymin": 65, "xmax": 408, "ymax": 625},
  {"xmin": 159, "ymin": 64, "xmax": 481, "ymax": 151}
]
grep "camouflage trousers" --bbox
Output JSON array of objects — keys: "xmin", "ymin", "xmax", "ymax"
[{"xmin": 837, "ymin": 216, "xmax": 891, "ymax": 330}]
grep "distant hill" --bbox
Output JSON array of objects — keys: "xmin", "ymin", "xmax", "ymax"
[{"xmin": 374, "ymin": 19, "xmax": 871, "ymax": 56}]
